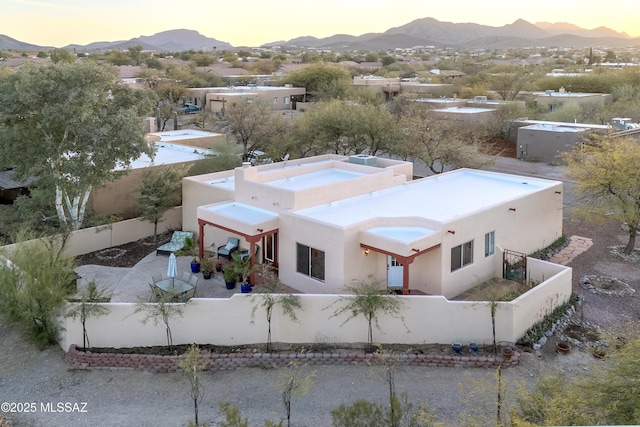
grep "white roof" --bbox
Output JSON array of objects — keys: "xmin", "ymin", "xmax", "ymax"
[
  {"xmin": 127, "ymin": 142, "xmax": 211, "ymax": 169},
  {"xmin": 266, "ymin": 168, "xmax": 366, "ymax": 191},
  {"xmin": 295, "ymin": 169, "xmax": 559, "ymax": 227},
  {"xmin": 435, "ymin": 107, "xmax": 495, "ymax": 114},
  {"xmin": 148, "ymin": 130, "xmax": 223, "ymax": 143}
]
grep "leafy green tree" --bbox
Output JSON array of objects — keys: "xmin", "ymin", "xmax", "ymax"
[
  {"xmin": 134, "ymin": 166, "xmax": 186, "ymax": 243},
  {"xmin": 0, "ymin": 62, "xmax": 156, "ymax": 230},
  {"xmin": 187, "ymin": 143, "xmax": 242, "ymax": 176},
  {"xmin": 214, "ymin": 99, "xmax": 284, "ymax": 162},
  {"xmin": 326, "ymin": 276, "xmax": 407, "ymax": 353},
  {"xmin": 563, "ymin": 134, "xmax": 640, "ymax": 254},
  {"xmin": 281, "ymin": 63, "xmax": 352, "ymax": 101},
  {"xmin": 0, "ymin": 232, "xmax": 76, "ymax": 346},
  {"xmin": 251, "ymin": 264, "xmax": 302, "ymax": 353},
  {"xmin": 65, "ymin": 281, "xmax": 110, "ymax": 352},
  {"xmin": 49, "ymin": 48, "xmax": 75, "ymax": 64}
]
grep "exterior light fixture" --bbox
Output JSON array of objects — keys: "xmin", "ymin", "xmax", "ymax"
[
  {"xmin": 364, "ymin": 248, "xmax": 370, "ymax": 256},
  {"xmin": 447, "ymin": 230, "xmax": 455, "ymax": 234},
  {"xmin": 509, "ymin": 208, "xmax": 516, "ymax": 212}
]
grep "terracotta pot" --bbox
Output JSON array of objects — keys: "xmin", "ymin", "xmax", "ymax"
[
  {"xmin": 501, "ymin": 347, "xmax": 513, "ymax": 360},
  {"xmin": 556, "ymin": 340, "xmax": 571, "ymax": 355}
]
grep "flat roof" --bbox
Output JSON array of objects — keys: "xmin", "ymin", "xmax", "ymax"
[
  {"xmin": 435, "ymin": 107, "xmax": 495, "ymax": 114},
  {"xmin": 266, "ymin": 168, "xmax": 367, "ymax": 191},
  {"xmin": 366, "ymin": 226, "xmax": 438, "ymax": 243},
  {"xmin": 127, "ymin": 142, "xmax": 211, "ymax": 170},
  {"xmin": 522, "ymin": 124, "xmax": 586, "ymax": 133},
  {"xmin": 295, "ymin": 169, "xmax": 559, "ymax": 227},
  {"xmin": 149, "ymin": 130, "xmax": 223, "ymax": 143},
  {"xmin": 200, "ymin": 202, "xmax": 278, "ymax": 224}
]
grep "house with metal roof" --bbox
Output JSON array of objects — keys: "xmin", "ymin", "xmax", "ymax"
[{"xmin": 182, "ymin": 154, "xmax": 563, "ymax": 297}]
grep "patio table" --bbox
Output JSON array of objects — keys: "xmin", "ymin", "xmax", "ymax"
[{"xmin": 154, "ymin": 278, "xmax": 193, "ymax": 298}]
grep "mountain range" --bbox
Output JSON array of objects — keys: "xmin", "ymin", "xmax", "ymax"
[{"xmin": 1, "ymin": 18, "xmax": 638, "ymax": 52}]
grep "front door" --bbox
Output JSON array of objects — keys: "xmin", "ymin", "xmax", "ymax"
[{"xmin": 387, "ymin": 256, "xmax": 403, "ymax": 288}]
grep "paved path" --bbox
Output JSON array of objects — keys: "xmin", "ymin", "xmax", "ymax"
[{"xmin": 548, "ymin": 235, "xmax": 593, "ymax": 266}]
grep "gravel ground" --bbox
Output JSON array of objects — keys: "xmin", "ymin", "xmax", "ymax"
[{"xmin": 3, "ymin": 160, "xmax": 640, "ymax": 426}]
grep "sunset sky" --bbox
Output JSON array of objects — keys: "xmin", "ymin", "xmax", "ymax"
[{"xmin": 5, "ymin": 0, "xmax": 639, "ymax": 48}]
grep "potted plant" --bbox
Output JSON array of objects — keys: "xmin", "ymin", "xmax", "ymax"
[
  {"xmin": 222, "ymin": 263, "xmax": 237, "ymax": 290},
  {"xmin": 231, "ymin": 252, "xmax": 258, "ymax": 293},
  {"xmin": 200, "ymin": 257, "xmax": 214, "ymax": 280},
  {"xmin": 176, "ymin": 236, "xmax": 200, "ymax": 273}
]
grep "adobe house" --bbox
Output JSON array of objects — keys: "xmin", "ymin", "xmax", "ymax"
[
  {"xmin": 182, "ymin": 155, "xmax": 563, "ymax": 297},
  {"xmin": 515, "ymin": 120, "xmax": 610, "ymax": 164},
  {"xmin": 185, "ymin": 85, "xmax": 307, "ymax": 112},
  {"xmin": 530, "ymin": 88, "xmax": 613, "ymax": 112}
]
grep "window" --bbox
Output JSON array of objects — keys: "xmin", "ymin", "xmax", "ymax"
[
  {"xmin": 485, "ymin": 231, "xmax": 495, "ymax": 257},
  {"xmin": 451, "ymin": 240, "xmax": 473, "ymax": 272},
  {"xmin": 284, "ymin": 96, "xmax": 290, "ymax": 105},
  {"xmin": 273, "ymin": 97, "xmax": 278, "ymax": 104},
  {"xmin": 296, "ymin": 243, "xmax": 325, "ymax": 281}
]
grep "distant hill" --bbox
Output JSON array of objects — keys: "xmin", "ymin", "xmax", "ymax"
[
  {"xmin": 535, "ymin": 22, "xmax": 630, "ymax": 39},
  {"xmin": 64, "ymin": 29, "xmax": 232, "ymax": 52},
  {"xmin": 0, "ymin": 34, "xmax": 51, "ymax": 50},
  {"xmin": 2, "ymin": 18, "xmax": 639, "ymax": 52},
  {"xmin": 267, "ymin": 17, "xmax": 640, "ymax": 50}
]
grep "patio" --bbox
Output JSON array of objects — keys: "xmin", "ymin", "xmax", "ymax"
[{"xmin": 75, "ymin": 251, "xmax": 243, "ymax": 302}]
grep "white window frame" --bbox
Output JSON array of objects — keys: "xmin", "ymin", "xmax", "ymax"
[
  {"xmin": 485, "ymin": 231, "xmax": 495, "ymax": 257},
  {"xmin": 451, "ymin": 240, "xmax": 474, "ymax": 272}
]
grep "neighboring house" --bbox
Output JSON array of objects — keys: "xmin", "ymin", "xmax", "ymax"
[
  {"xmin": 530, "ymin": 88, "xmax": 613, "ymax": 112},
  {"xmin": 185, "ymin": 85, "xmax": 307, "ymax": 112},
  {"xmin": 89, "ymin": 130, "xmax": 222, "ymax": 218},
  {"xmin": 0, "ymin": 168, "xmax": 37, "ymax": 204},
  {"xmin": 432, "ymin": 106, "xmax": 498, "ymax": 124},
  {"xmin": 514, "ymin": 120, "xmax": 609, "ymax": 163},
  {"xmin": 352, "ymin": 76, "xmax": 454, "ymax": 100},
  {"xmin": 182, "ymin": 154, "xmax": 563, "ymax": 298}
]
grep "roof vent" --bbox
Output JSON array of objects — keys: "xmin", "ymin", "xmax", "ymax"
[{"xmin": 348, "ymin": 154, "xmax": 378, "ymax": 166}]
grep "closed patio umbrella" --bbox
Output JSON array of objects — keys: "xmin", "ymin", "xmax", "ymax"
[{"xmin": 167, "ymin": 253, "xmax": 178, "ymax": 285}]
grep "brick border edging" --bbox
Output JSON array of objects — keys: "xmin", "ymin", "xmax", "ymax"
[{"xmin": 64, "ymin": 345, "xmax": 520, "ymax": 372}]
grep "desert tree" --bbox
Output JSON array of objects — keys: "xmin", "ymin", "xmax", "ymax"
[
  {"xmin": 275, "ymin": 360, "xmax": 315, "ymax": 427},
  {"xmin": 133, "ymin": 166, "xmax": 186, "ymax": 243},
  {"xmin": 0, "ymin": 231, "xmax": 76, "ymax": 346},
  {"xmin": 280, "ymin": 63, "xmax": 353, "ymax": 102},
  {"xmin": 489, "ymin": 71, "xmax": 525, "ymax": 101},
  {"xmin": 563, "ymin": 133, "xmax": 640, "ymax": 254},
  {"xmin": 134, "ymin": 294, "xmax": 187, "ymax": 351},
  {"xmin": 213, "ymin": 99, "xmax": 285, "ymax": 162},
  {"xmin": 49, "ymin": 48, "xmax": 76, "ymax": 64},
  {"xmin": 65, "ymin": 280, "xmax": 111, "ymax": 352},
  {"xmin": 326, "ymin": 276, "xmax": 407, "ymax": 353},
  {"xmin": 251, "ymin": 264, "xmax": 302, "ymax": 353},
  {"xmin": 179, "ymin": 344, "xmax": 207, "ymax": 426},
  {"xmin": 398, "ymin": 104, "xmax": 493, "ymax": 174},
  {"xmin": 0, "ymin": 61, "xmax": 156, "ymax": 230}
]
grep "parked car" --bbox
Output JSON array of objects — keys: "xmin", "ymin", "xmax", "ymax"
[{"xmin": 176, "ymin": 103, "xmax": 201, "ymax": 114}]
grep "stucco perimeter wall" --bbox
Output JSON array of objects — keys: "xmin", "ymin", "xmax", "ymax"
[
  {"xmin": 58, "ymin": 262, "xmax": 571, "ymax": 351},
  {"xmin": 64, "ymin": 208, "xmax": 183, "ymax": 257}
]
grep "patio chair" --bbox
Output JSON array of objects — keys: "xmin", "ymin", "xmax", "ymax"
[
  {"xmin": 239, "ymin": 245, "xmax": 260, "ymax": 262},
  {"xmin": 182, "ymin": 286, "xmax": 196, "ymax": 300},
  {"xmin": 156, "ymin": 231, "xmax": 194, "ymax": 256},
  {"xmin": 151, "ymin": 273, "xmax": 163, "ymax": 283},
  {"xmin": 217, "ymin": 237, "xmax": 239, "ymax": 260},
  {"xmin": 182, "ymin": 272, "xmax": 192, "ymax": 282}
]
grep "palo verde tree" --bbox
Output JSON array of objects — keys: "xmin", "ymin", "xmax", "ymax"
[
  {"xmin": 178, "ymin": 344, "xmax": 206, "ymax": 426},
  {"xmin": 65, "ymin": 280, "xmax": 110, "ymax": 352},
  {"xmin": 563, "ymin": 133, "xmax": 640, "ymax": 254},
  {"xmin": 134, "ymin": 294, "xmax": 187, "ymax": 351},
  {"xmin": 133, "ymin": 166, "xmax": 186, "ymax": 243},
  {"xmin": 326, "ymin": 276, "xmax": 408, "ymax": 353},
  {"xmin": 0, "ymin": 61, "xmax": 156, "ymax": 230},
  {"xmin": 275, "ymin": 360, "xmax": 315, "ymax": 427},
  {"xmin": 251, "ymin": 264, "xmax": 302, "ymax": 353}
]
